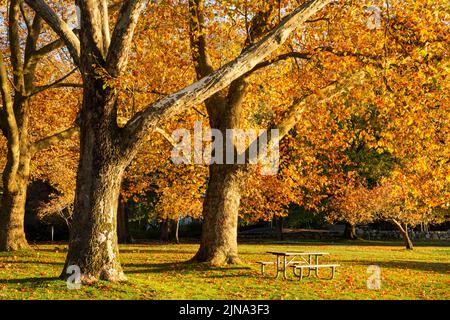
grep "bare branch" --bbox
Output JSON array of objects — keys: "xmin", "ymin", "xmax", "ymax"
[
  {"xmin": 27, "ymin": 67, "xmax": 79, "ymax": 97},
  {"xmin": 25, "ymin": 39, "xmax": 64, "ymax": 72},
  {"xmin": 100, "ymin": 0, "xmax": 111, "ymax": 53},
  {"xmin": 23, "ymin": 13, "xmax": 44, "ymax": 87},
  {"xmin": 46, "ymin": 82, "xmax": 83, "ymax": 89},
  {"xmin": 193, "ymin": 107, "xmax": 207, "ymax": 118},
  {"xmin": 19, "ymin": 1, "xmax": 33, "ymax": 33}
]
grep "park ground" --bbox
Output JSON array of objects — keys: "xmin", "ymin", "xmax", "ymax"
[{"xmin": 0, "ymin": 240, "xmax": 448, "ymax": 300}]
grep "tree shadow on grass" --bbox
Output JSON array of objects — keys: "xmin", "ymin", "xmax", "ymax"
[
  {"xmin": 343, "ymin": 259, "xmax": 450, "ymax": 275},
  {"xmin": 33, "ymin": 248, "xmax": 68, "ymax": 254},
  {"xmin": 0, "ymin": 276, "xmax": 60, "ymax": 287},
  {"xmin": 119, "ymin": 249, "xmax": 193, "ymax": 254},
  {"xmin": 0, "ymin": 260, "xmax": 63, "ymax": 266},
  {"xmin": 124, "ymin": 261, "xmax": 252, "ymax": 274},
  {"xmin": 205, "ymin": 272, "xmax": 261, "ymax": 279},
  {"xmin": 33, "ymin": 247, "xmax": 194, "ymax": 255}
]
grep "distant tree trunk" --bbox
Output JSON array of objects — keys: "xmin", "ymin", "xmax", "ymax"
[
  {"xmin": 344, "ymin": 222, "xmax": 358, "ymax": 240},
  {"xmin": 172, "ymin": 217, "xmax": 180, "ymax": 244},
  {"xmin": 391, "ymin": 220, "xmax": 413, "ymax": 250},
  {"xmin": 160, "ymin": 219, "xmax": 171, "ymax": 242},
  {"xmin": 117, "ymin": 194, "xmax": 130, "ymax": 244},
  {"xmin": 276, "ymin": 216, "xmax": 284, "ymax": 241}
]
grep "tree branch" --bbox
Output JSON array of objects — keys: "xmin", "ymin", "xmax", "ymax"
[
  {"xmin": 24, "ymin": 39, "xmax": 64, "ymax": 73},
  {"xmin": 0, "ymin": 52, "xmax": 20, "ymax": 144},
  {"xmin": 31, "ymin": 125, "xmax": 79, "ymax": 155},
  {"xmin": 106, "ymin": 0, "xmax": 145, "ymax": 77},
  {"xmin": 243, "ymin": 71, "xmax": 369, "ymax": 164},
  {"xmin": 246, "ymin": 51, "xmax": 312, "ymax": 76},
  {"xmin": 24, "ymin": 0, "xmax": 81, "ymax": 65},
  {"xmin": 19, "ymin": 0, "xmax": 33, "ymax": 33},
  {"xmin": 122, "ymin": 0, "xmax": 331, "ymax": 155},
  {"xmin": 27, "ymin": 67, "xmax": 79, "ymax": 97},
  {"xmin": 23, "ymin": 13, "xmax": 44, "ymax": 89},
  {"xmin": 188, "ymin": 0, "xmax": 227, "ymax": 124},
  {"xmin": 9, "ymin": 0, "xmax": 24, "ymax": 90},
  {"xmin": 0, "ymin": 54, "xmax": 14, "ymax": 113},
  {"xmin": 226, "ymin": 1, "xmax": 278, "ymax": 125},
  {"xmin": 188, "ymin": 0, "xmax": 215, "ymax": 79},
  {"xmin": 155, "ymin": 127, "xmax": 177, "ymax": 148},
  {"xmin": 100, "ymin": 0, "xmax": 111, "ymax": 53}
]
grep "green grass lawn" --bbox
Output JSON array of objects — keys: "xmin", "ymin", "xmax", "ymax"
[{"xmin": 0, "ymin": 241, "xmax": 448, "ymax": 300}]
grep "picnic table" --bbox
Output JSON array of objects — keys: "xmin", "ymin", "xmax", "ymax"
[{"xmin": 258, "ymin": 251, "xmax": 339, "ymax": 280}]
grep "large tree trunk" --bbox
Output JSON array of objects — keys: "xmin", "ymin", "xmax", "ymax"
[
  {"xmin": 193, "ymin": 164, "xmax": 243, "ymax": 265},
  {"xmin": 61, "ymin": 82, "xmax": 128, "ymax": 282},
  {"xmin": 188, "ymin": 0, "xmax": 278, "ymax": 266},
  {"xmin": 62, "ymin": 153, "xmax": 126, "ymax": 282}
]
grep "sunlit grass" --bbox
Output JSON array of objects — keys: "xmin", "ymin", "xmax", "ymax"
[{"xmin": 0, "ymin": 241, "xmax": 448, "ymax": 300}]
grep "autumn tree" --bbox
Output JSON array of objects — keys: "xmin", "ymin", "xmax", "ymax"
[
  {"xmin": 23, "ymin": 0, "xmax": 333, "ymax": 281},
  {"xmin": 0, "ymin": 0, "xmax": 80, "ymax": 251},
  {"xmin": 326, "ymin": 0, "xmax": 449, "ymax": 249},
  {"xmin": 240, "ymin": 0, "xmax": 448, "ymax": 252}
]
